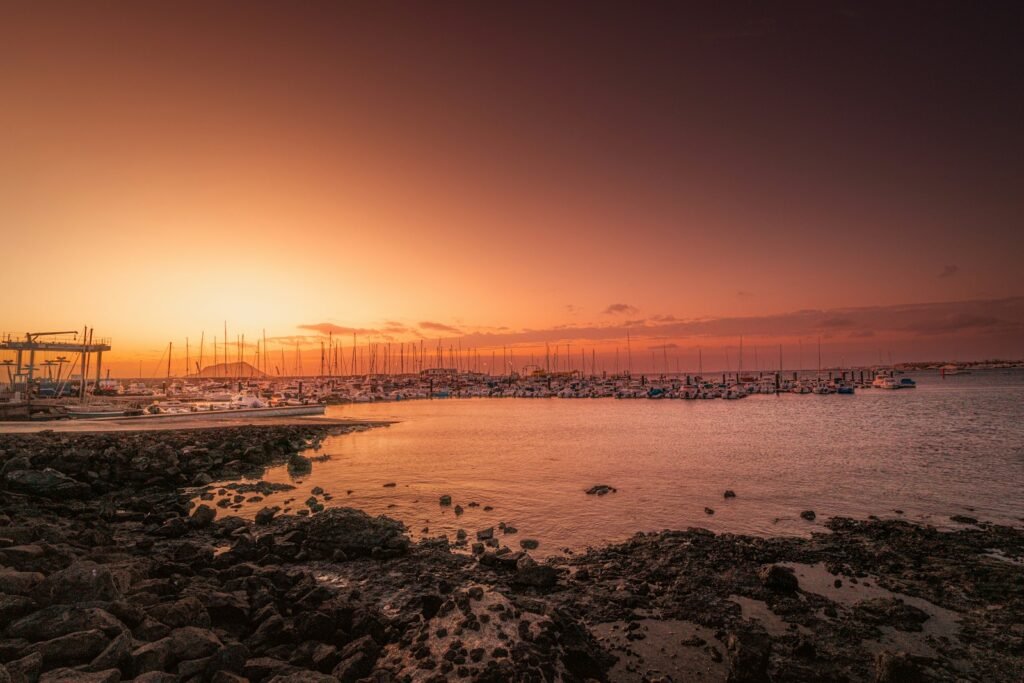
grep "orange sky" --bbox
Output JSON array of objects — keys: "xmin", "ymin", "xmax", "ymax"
[{"xmin": 1, "ymin": 2, "xmax": 1022, "ymax": 375}]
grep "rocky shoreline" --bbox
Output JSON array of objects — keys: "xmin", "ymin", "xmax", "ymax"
[{"xmin": 1, "ymin": 426, "xmax": 1021, "ymax": 682}]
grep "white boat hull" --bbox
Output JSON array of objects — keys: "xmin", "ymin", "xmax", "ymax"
[{"xmin": 88, "ymin": 404, "xmax": 327, "ymax": 421}]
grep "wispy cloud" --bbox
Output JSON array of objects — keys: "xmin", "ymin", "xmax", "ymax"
[
  {"xmin": 297, "ymin": 323, "xmax": 379, "ymax": 336},
  {"xmin": 938, "ymin": 264, "xmax": 959, "ymax": 278},
  {"xmin": 603, "ymin": 303, "xmax": 639, "ymax": 315},
  {"xmin": 293, "ymin": 297, "xmax": 1024, "ymax": 351},
  {"xmin": 444, "ymin": 297, "xmax": 1024, "ymax": 348},
  {"xmin": 419, "ymin": 321, "xmax": 462, "ymax": 334}
]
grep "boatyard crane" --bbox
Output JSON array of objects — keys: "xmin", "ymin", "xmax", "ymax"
[{"xmin": 0, "ymin": 329, "xmax": 112, "ymax": 391}]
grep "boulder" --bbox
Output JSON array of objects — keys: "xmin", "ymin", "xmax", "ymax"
[
  {"xmin": 255, "ymin": 507, "xmax": 280, "ymax": 525},
  {"xmin": 4, "ymin": 652, "xmax": 42, "ymax": 683},
  {"xmin": 31, "ymin": 629, "xmax": 109, "ymax": 666},
  {"xmin": 300, "ymin": 508, "xmax": 409, "ymax": 559},
  {"xmin": 332, "ymin": 635, "xmax": 379, "ymax": 682},
  {"xmin": 131, "ymin": 638, "xmax": 174, "ymax": 676},
  {"xmin": 726, "ymin": 632, "xmax": 771, "ymax": 682},
  {"xmin": 167, "ymin": 626, "xmax": 222, "ymax": 660},
  {"xmin": 0, "ymin": 569, "xmax": 45, "ymax": 596},
  {"xmin": 39, "ymin": 669, "xmax": 121, "ymax": 683},
  {"xmin": 147, "ymin": 596, "xmax": 210, "ymax": 629},
  {"xmin": 33, "ymin": 561, "xmax": 122, "ymax": 606},
  {"xmin": 512, "ymin": 555, "xmax": 558, "ymax": 588},
  {"xmin": 3, "ymin": 469, "xmax": 90, "ymax": 499},
  {"xmin": 189, "ymin": 504, "xmax": 217, "ymax": 529},
  {"xmin": 800, "ymin": 510, "xmax": 816, "ymax": 521},
  {"xmin": 267, "ymin": 673, "xmax": 340, "ymax": 683},
  {"xmin": 8, "ymin": 606, "xmax": 127, "ymax": 641},
  {"xmin": 90, "ymin": 632, "xmax": 132, "ymax": 671}
]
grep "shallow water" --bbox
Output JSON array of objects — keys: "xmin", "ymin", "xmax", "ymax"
[{"xmin": 215, "ymin": 370, "xmax": 1024, "ymax": 556}]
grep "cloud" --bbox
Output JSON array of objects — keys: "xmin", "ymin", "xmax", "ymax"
[
  {"xmin": 603, "ymin": 303, "xmax": 639, "ymax": 315},
  {"xmin": 564, "ymin": 304, "xmax": 581, "ymax": 314},
  {"xmin": 292, "ymin": 297, "xmax": 1024, "ymax": 351},
  {"xmin": 297, "ymin": 323, "xmax": 378, "ymax": 336},
  {"xmin": 938, "ymin": 264, "xmax": 959, "ymax": 278},
  {"xmin": 419, "ymin": 321, "xmax": 462, "ymax": 334},
  {"xmin": 903, "ymin": 313, "xmax": 1003, "ymax": 335},
  {"xmin": 438, "ymin": 297, "xmax": 1024, "ymax": 349},
  {"xmin": 736, "ymin": 290, "xmax": 755, "ymax": 298},
  {"xmin": 648, "ymin": 343, "xmax": 680, "ymax": 350}
]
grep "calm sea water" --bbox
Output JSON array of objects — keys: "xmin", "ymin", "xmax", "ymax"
[{"xmin": 223, "ymin": 370, "xmax": 1024, "ymax": 556}]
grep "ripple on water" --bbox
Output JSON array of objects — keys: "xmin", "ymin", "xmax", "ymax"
[{"xmin": 194, "ymin": 371, "xmax": 1024, "ymax": 556}]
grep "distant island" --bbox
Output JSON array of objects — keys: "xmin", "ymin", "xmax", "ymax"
[{"xmin": 191, "ymin": 361, "xmax": 266, "ymax": 378}]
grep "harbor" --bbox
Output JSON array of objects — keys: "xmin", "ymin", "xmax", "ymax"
[{"xmin": 2, "ymin": 327, "xmax": 970, "ymax": 423}]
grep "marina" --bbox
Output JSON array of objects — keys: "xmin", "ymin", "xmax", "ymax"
[{"xmin": 4, "ymin": 326, "xmax": 987, "ymax": 422}]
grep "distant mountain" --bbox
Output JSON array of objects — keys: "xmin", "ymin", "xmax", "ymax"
[{"xmin": 193, "ymin": 362, "xmax": 266, "ymax": 378}]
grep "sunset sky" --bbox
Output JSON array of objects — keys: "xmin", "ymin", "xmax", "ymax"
[{"xmin": 2, "ymin": 2, "xmax": 1022, "ymax": 375}]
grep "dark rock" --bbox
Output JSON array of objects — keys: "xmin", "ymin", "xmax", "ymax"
[
  {"xmin": 31, "ymin": 629, "xmax": 109, "ymax": 666},
  {"xmin": 476, "ymin": 527, "xmax": 494, "ymax": 541},
  {"xmin": 5, "ymin": 652, "xmax": 42, "ymax": 683},
  {"xmin": 0, "ymin": 568, "xmax": 44, "ymax": 596},
  {"xmin": 757, "ymin": 564, "xmax": 798, "ymax": 592},
  {"xmin": 332, "ymin": 635, "xmax": 379, "ymax": 682},
  {"xmin": 726, "ymin": 632, "xmax": 771, "ymax": 683},
  {"xmin": 300, "ymin": 508, "xmax": 409, "ymax": 559},
  {"xmin": 855, "ymin": 598, "xmax": 930, "ymax": 631},
  {"xmin": 38, "ymin": 669, "xmax": 121, "ymax": 683},
  {"xmin": 33, "ymin": 562, "xmax": 121, "ymax": 606},
  {"xmin": 0, "ymin": 594, "xmax": 35, "ymax": 623},
  {"xmin": 3, "ymin": 468, "xmax": 90, "ymax": 499},
  {"xmin": 800, "ymin": 510, "xmax": 816, "ymax": 521},
  {"xmin": 147, "ymin": 596, "xmax": 210, "ymax": 629},
  {"xmin": 512, "ymin": 555, "xmax": 558, "ymax": 588},
  {"xmin": 950, "ymin": 514, "xmax": 978, "ymax": 524},
  {"xmin": 90, "ymin": 632, "xmax": 132, "ymax": 671},
  {"xmin": 724, "ymin": 490, "xmax": 737, "ymax": 498},
  {"xmin": 519, "ymin": 539, "xmax": 539, "ymax": 550},
  {"xmin": 8, "ymin": 605, "xmax": 127, "ymax": 641},
  {"xmin": 243, "ymin": 656, "xmax": 295, "ymax": 681},
  {"xmin": 704, "ymin": 507, "xmax": 715, "ymax": 515},
  {"xmin": 584, "ymin": 485, "xmax": 616, "ymax": 496},
  {"xmin": 439, "ymin": 495, "xmax": 452, "ymax": 506},
  {"xmin": 256, "ymin": 506, "xmax": 280, "ymax": 525},
  {"xmin": 875, "ymin": 650, "xmax": 925, "ymax": 682},
  {"xmin": 189, "ymin": 504, "xmax": 217, "ymax": 528},
  {"xmin": 131, "ymin": 639, "xmax": 174, "ymax": 676}
]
